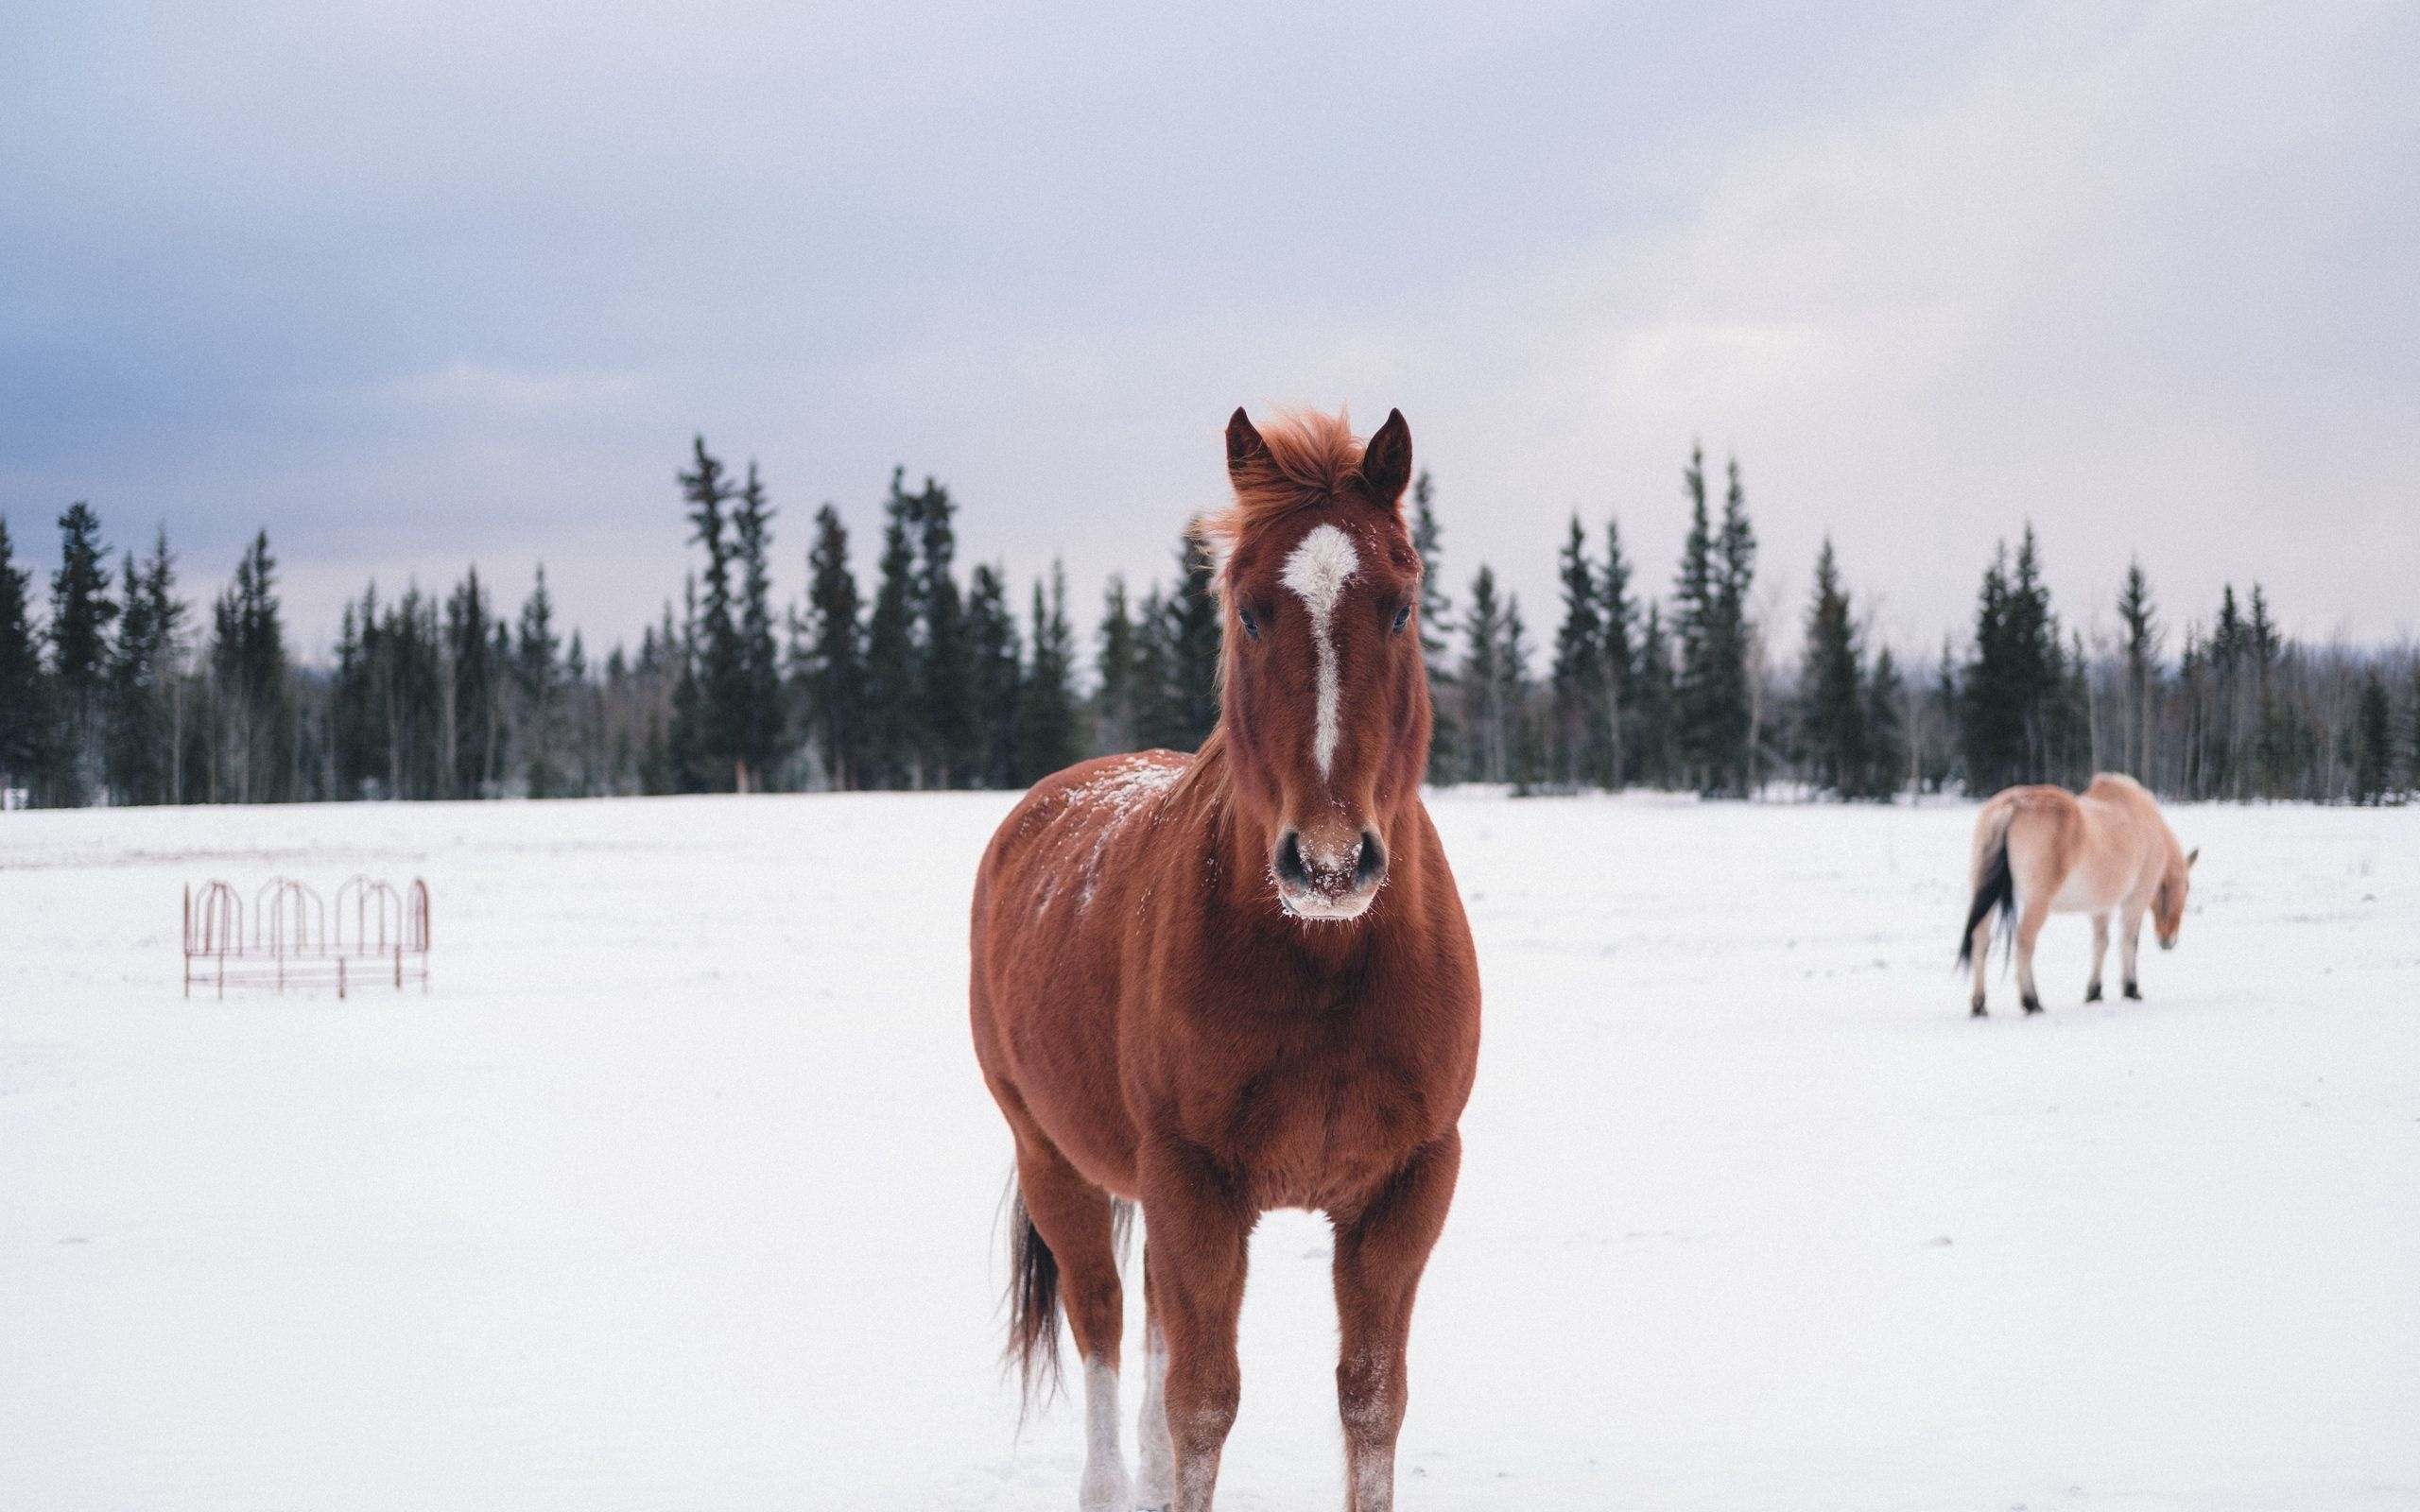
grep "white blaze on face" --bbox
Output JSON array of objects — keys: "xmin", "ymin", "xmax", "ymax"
[{"xmin": 1280, "ymin": 523, "xmax": 1361, "ymax": 780}]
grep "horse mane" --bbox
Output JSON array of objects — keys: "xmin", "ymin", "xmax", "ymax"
[{"xmin": 1195, "ymin": 408, "xmax": 1370, "ymax": 588}]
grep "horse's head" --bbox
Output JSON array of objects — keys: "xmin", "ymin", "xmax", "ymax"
[
  {"xmin": 2154, "ymin": 845, "xmax": 2199, "ymax": 949},
  {"xmin": 1201, "ymin": 406, "xmax": 1431, "ymax": 922}
]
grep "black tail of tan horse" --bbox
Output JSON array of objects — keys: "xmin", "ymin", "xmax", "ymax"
[{"xmin": 1958, "ymin": 827, "xmax": 2014, "ymax": 969}]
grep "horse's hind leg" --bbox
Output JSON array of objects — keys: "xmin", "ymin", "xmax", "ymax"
[
  {"xmin": 2014, "ymin": 896, "xmax": 2052, "ymax": 1015},
  {"xmin": 1969, "ymin": 917, "xmax": 1993, "ymax": 1016},
  {"xmin": 2085, "ymin": 912, "xmax": 2110, "ymax": 1002},
  {"xmin": 1134, "ymin": 1249, "xmax": 1175, "ymax": 1511},
  {"xmin": 1015, "ymin": 1136, "xmax": 1132, "ymax": 1512}
]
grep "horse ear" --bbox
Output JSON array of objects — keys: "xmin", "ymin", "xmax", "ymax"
[
  {"xmin": 1226, "ymin": 407, "xmax": 1270, "ymax": 480},
  {"xmin": 1360, "ymin": 407, "xmax": 1412, "ymax": 507},
  {"xmin": 2187, "ymin": 847, "xmax": 2200, "ymax": 869}
]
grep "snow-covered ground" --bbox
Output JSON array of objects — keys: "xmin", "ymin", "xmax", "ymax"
[{"xmin": 2, "ymin": 792, "xmax": 2414, "ymax": 1510}]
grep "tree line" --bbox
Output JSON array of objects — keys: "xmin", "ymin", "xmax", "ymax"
[{"xmin": 3, "ymin": 438, "xmax": 2414, "ymax": 807}]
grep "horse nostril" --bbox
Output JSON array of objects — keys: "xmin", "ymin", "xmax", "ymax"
[
  {"xmin": 1355, "ymin": 830, "xmax": 1386, "ymax": 889},
  {"xmin": 1274, "ymin": 832, "xmax": 1310, "ymax": 889}
]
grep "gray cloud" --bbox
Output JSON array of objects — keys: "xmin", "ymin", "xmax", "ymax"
[{"xmin": 2, "ymin": 1, "xmax": 2411, "ymax": 663}]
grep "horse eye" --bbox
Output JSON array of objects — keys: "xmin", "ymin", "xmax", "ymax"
[
  {"xmin": 1237, "ymin": 607, "xmax": 1260, "ymax": 641},
  {"xmin": 1391, "ymin": 604, "xmax": 1411, "ymax": 635}
]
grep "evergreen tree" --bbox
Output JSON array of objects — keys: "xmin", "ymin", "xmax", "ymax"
[
  {"xmin": 1015, "ymin": 563, "xmax": 1081, "ymax": 783},
  {"xmin": 104, "ymin": 528, "xmax": 184, "ymax": 805},
  {"xmin": 969, "ymin": 562, "xmax": 1022, "ymax": 787},
  {"xmin": 863, "ymin": 471, "xmax": 924, "ymax": 788},
  {"xmin": 0, "ymin": 517, "xmax": 51, "ymax": 799},
  {"xmin": 48, "ymin": 502, "xmax": 117, "ymax": 800},
  {"xmin": 1093, "ymin": 576, "xmax": 1140, "ymax": 756},
  {"xmin": 209, "ymin": 531, "xmax": 291, "ymax": 802},
  {"xmin": 513, "ymin": 567, "xmax": 564, "ymax": 797},
  {"xmin": 1410, "ymin": 470, "xmax": 1457, "ymax": 780},
  {"xmin": 1598, "ymin": 514, "xmax": 1635, "ymax": 787},
  {"xmin": 1629, "ymin": 603, "xmax": 1676, "ymax": 788},
  {"xmin": 802, "ymin": 504, "xmax": 867, "ymax": 789},
  {"xmin": 1132, "ymin": 585, "xmax": 1182, "ymax": 751},
  {"xmin": 679, "ymin": 437, "xmax": 744, "ymax": 790},
  {"xmin": 1712, "ymin": 457, "xmax": 1758, "ymax": 793},
  {"xmin": 1962, "ymin": 526, "xmax": 2064, "ymax": 793},
  {"xmin": 1671, "ymin": 447, "xmax": 1758, "ymax": 794},
  {"xmin": 1865, "ymin": 646, "xmax": 1908, "ymax": 799},
  {"xmin": 1800, "ymin": 538, "xmax": 1868, "ymax": 798},
  {"xmin": 1459, "ymin": 565, "xmax": 1510, "ymax": 783},
  {"xmin": 2351, "ymin": 668, "xmax": 2393, "ymax": 804},
  {"xmin": 445, "ymin": 568, "xmax": 502, "ymax": 798},
  {"xmin": 915, "ymin": 477, "xmax": 978, "ymax": 786},
  {"xmin": 2117, "ymin": 559, "xmax": 2160, "ymax": 782},
  {"xmin": 1163, "ymin": 530, "xmax": 1221, "ymax": 750},
  {"xmin": 732, "ymin": 461, "xmax": 783, "ymax": 790},
  {"xmin": 1549, "ymin": 514, "xmax": 1606, "ymax": 787},
  {"xmin": 1503, "ymin": 594, "xmax": 1545, "ymax": 788}
]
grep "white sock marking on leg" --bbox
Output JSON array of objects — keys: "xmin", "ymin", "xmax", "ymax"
[{"xmin": 1079, "ymin": 1357, "xmax": 1130, "ymax": 1512}]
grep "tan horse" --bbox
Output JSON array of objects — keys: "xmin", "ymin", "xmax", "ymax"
[{"xmin": 1958, "ymin": 773, "xmax": 2197, "ymax": 1016}]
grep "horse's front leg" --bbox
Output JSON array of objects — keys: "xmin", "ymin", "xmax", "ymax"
[
  {"xmin": 2085, "ymin": 912, "xmax": 2111, "ymax": 1001},
  {"xmin": 1140, "ymin": 1141, "xmax": 1252, "ymax": 1512},
  {"xmin": 1331, "ymin": 1131, "xmax": 1462, "ymax": 1512}
]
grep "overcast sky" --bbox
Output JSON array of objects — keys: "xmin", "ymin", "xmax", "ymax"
[{"xmin": 3, "ymin": 1, "xmax": 2412, "ymax": 666}]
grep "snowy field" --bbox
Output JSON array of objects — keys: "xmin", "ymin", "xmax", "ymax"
[{"xmin": 2, "ymin": 791, "xmax": 2415, "ymax": 1510}]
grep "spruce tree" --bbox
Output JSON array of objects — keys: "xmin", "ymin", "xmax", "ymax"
[
  {"xmin": 680, "ymin": 437, "xmax": 743, "ymax": 790},
  {"xmin": 2117, "ymin": 560, "xmax": 2159, "ymax": 782},
  {"xmin": 1015, "ymin": 563, "xmax": 1081, "ymax": 783},
  {"xmin": 1459, "ymin": 566, "xmax": 1509, "ymax": 783},
  {"xmin": 514, "ymin": 567, "xmax": 564, "ymax": 798},
  {"xmin": 48, "ymin": 502, "xmax": 117, "ymax": 801},
  {"xmin": 1629, "ymin": 604, "xmax": 1676, "ymax": 788},
  {"xmin": 209, "ymin": 532, "xmax": 291, "ymax": 802},
  {"xmin": 104, "ymin": 528, "xmax": 184, "ymax": 805},
  {"xmin": 1865, "ymin": 646, "xmax": 1907, "ymax": 799},
  {"xmin": 803, "ymin": 504, "xmax": 867, "ymax": 790},
  {"xmin": 863, "ymin": 471, "xmax": 924, "ymax": 787},
  {"xmin": 1670, "ymin": 444, "xmax": 1716, "ymax": 791},
  {"xmin": 733, "ymin": 462, "xmax": 783, "ymax": 790},
  {"xmin": 1711, "ymin": 457, "xmax": 1758, "ymax": 794},
  {"xmin": 445, "ymin": 568, "xmax": 501, "ymax": 798},
  {"xmin": 915, "ymin": 477, "xmax": 978, "ymax": 786},
  {"xmin": 1503, "ymin": 595, "xmax": 1545, "ymax": 788},
  {"xmin": 1800, "ymin": 538, "xmax": 1868, "ymax": 798},
  {"xmin": 0, "ymin": 517, "xmax": 50, "ymax": 799},
  {"xmin": 1598, "ymin": 515, "xmax": 1635, "ymax": 787},
  {"xmin": 969, "ymin": 562, "xmax": 1022, "ymax": 787},
  {"xmin": 1094, "ymin": 576, "xmax": 1140, "ymax": 756},
  {"xmin": 1549, "ymin": 514, "xmax": 1606, "ymax": 787},
  {"xmin": 1164, "ymin": 530, "xmax": 1221, "ymax": 749},
  {"xmin": 1132, "ymin": 585, "xmax": 1181, "ymax": 752},
  {"xmin": 2351, "ymin": 668, "xmax": 2393, "ymax": 804},
  {"xmin": 1410, "ymin": 470, "xmax": 1457, "ymax": 781}
]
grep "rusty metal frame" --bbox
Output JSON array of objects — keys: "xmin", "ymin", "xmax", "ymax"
[{"xmin": 182, "ymin": 876, "xmax": 432, "ymax": 1000}]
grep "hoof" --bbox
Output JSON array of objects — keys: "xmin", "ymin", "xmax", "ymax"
[
  {"xmin": 2122, "ymin": 983, "xmax": 2142, "ymax": 1001},
  {"xmin": 2021, "ymin": 995, "xmax": 2043, "ymax": 1015},
  {"xmin": 1970, "ymin": 1002, "xmax": 1987, "ymax": 1018},
  {"xmin": 2084, "ymin": 982, "xmax": 2103, "ymax": 1003}
]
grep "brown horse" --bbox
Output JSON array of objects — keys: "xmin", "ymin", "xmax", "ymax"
[
  {"xmin": 1958, "ymin": 772, "xmax": 2197, "ymax": 1015},
  {"xmin": 969, "ymin": 407, "xmax": 1481, "ymax": 1511}
]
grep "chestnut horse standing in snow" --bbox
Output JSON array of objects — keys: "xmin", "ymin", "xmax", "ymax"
[
  {"xmin": 1959, "ymin": 772, "xmax": 2197, "ymax": 1015},
  {"xmin": 969, "ymin": 408, "xmax": 1480, "ymax": 1511}
]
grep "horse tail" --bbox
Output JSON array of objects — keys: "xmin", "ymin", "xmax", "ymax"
[
  {"xmin": 1003, "ymin": 1188, "xmax": 1064, "ymax": 1415},
  {"xmin": 1000, "ymin": 1186, "xmax": 1135, "ymax": 1419},
  {"xmin": 1958, "ymin": 804, "xmax": 2017, "ymax": 968}
]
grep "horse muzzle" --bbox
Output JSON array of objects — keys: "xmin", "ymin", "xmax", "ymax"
[{"xmin": 1272, "ymin": 827, "xmax": 1387, "ymax": 920}]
